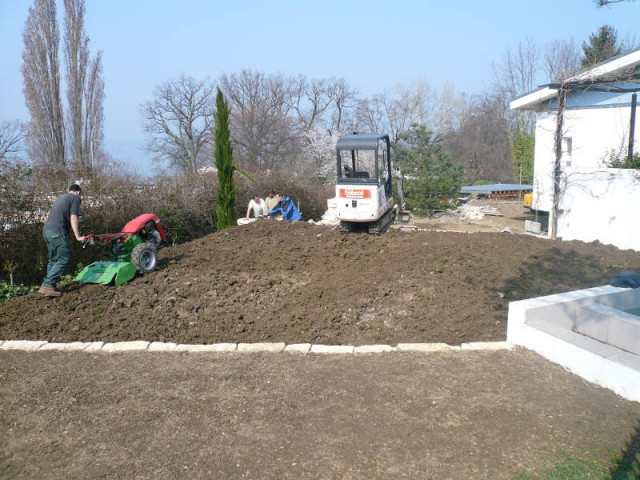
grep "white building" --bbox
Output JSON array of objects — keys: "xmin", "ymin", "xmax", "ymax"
[{"xmin": 510, "ymin": 48, "xmax": 640, "ymax": 251}]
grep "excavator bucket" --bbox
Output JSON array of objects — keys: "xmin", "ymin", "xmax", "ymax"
[{"xmin": 75, "ymin": 261, "xmax": 137, "ymax": 286}]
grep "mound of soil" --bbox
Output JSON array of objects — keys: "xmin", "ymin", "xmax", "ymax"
[
  {"xmin": 2, "ymin": 211, "xmax": 639, "ymax": 346},
  {"xmin": 4, "ymin": 203, "xmax": 640, "ymax": 480}
]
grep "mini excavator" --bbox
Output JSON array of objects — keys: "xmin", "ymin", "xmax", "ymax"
[{"xmin": 335, "ymin": 133, "xmax": 409, "ymax": 234}]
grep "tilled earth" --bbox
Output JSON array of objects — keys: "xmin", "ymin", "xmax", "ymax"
[
  {"xmin": 2, "ymin": 213, "xmax": 639, "ymax": 346},
  {"xmin": 2, "ymin": 204, "xmax": 640, "ymax": 479}
]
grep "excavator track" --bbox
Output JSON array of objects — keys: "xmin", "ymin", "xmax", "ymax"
[
  {"xmin": 340, "ymin": 208, "xmax": 398, "ymax": 235},
  {"xmin": 368, "ymin": 207, "xmax": 397, "ymax": 235},
  {"xmin": 339, "ymin": 220, "xmax": 353, "ymax": 233}
]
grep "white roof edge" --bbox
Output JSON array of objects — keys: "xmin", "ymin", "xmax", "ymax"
[
  {"xmin": 510, "ymin": 86, "xmax": 557, "ymax": 110},
  {"xmin": 510, "ymin": 48, "xmax": 640, "ymax": 111},
  {"xmin": 569, "ymin": 48, "xmax": 640, "ymax": 83}
]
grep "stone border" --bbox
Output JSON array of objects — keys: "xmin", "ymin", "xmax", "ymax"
[{"xmin": 0, "ymin": 339, "xmax": 514, "ymax": 354}]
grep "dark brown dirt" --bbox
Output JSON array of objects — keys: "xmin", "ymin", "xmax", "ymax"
[
  {"xmin": 1, "ymin": 203, "xmax": 638, "ymax": 346},
  {"xmin": 2, "ymin": 349, "xmax": 640, "ymax": 480},
  {"xmin": 2, "ymin": 201, "xmax": 640, "ymax": 479}
]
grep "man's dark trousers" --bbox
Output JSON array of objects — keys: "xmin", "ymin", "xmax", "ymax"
[{"xmin": 42, "ymin": 230, "xmax": 70, "ymax": 288}]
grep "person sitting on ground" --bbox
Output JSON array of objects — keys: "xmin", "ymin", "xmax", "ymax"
[
  {"xmin": 245, "ymin": 194, "xmax": 265, "ymax": 220},
  {"xmin": 266, "ymin": 193, "xmax": 302, "ymax": 221},
  {"xmin": 264, "ymin": 189, "xmax": 278, "ymax": 213},
  {"xmin": 263, "ymin": 189, "xmax": 280, "ymax": 220}
]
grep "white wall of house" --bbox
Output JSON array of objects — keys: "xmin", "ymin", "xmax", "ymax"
[
  {"xmin": 530, "ymin": 114, "xmax": 557, "ymax": 213},
  {"xmin": 532, "ymin": 105, "xmax": 636, "ymax": 210},
  {"xmin": 558, "ymin": 168, "xmax": 640, "ymax": 251},
  {"xmin": 530, "ymin": 104, "xmax": 640, "ymax": 251}
]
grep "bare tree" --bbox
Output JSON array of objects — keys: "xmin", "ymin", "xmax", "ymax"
[
  {"xmin": 141, "ymin": 74, "xmax": 216, "ymax": 174},
  {"xmin": 326, "ymin": 77, "xmax": 359, "ymax": 134},
  {"xmin": 432, "ymin": 84, "xmax": 467, "ymax": 137},
  {"xmin": 63, "ymin": 0, "xmax": 104, "ymax": 171},
  {"xmin": 594, "ymin": 0, "xmax": 636, "ymax": 6},
  {"xmin": 219, "ymin": 69, "xmax": 298, "ymax": 170},
  {"xmin": 386, "ymin": 80, "xmax": 435, "ymax": 141},
  {"xmin": 64, "ymin": 0, "xmax": 87, "ymax": 169},
  {"xmin": 550, "ymin": 86, "xmax": 568, "ymax": 240},
  {"xmin": 83, "ymin": 50, "xmax": 105, "ymax": 170},
  {"xmin": 356, "ymin": 80, "xmax": 437, "ymax": 140},
  {"xmin": 0, "ymin": 121, "xmax": 26, "ymax": 161},
  {"xmin": 443, "ymin": 94, "xmax": 513, "ymax": 183},
  {"xmin": 543, "ymin": 39, "xmax": 582, "ymax": 83},
  {"xmin": 489, "ymin": 38, "xmax": 544, "ymax": 185},
  {"xmin": 356, "ymin": 93, "xmax": 387, "ymax": 135},
  {"xmin": 491, "ymin": 38, "xmax": 540, "ymax": 103},
  {"xmin": 288, "ymin": 75, "xmax": 333, "ymax": 132},
  {"xmin": 21, "ymin": 0, "xmax": 65, "ymax": 169}
]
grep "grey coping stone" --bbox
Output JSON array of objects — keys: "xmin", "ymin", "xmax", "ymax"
[
  {"xmin": 174, "ymin": 343, "xmax": 237, "ymax": 352},
  {"xmin": 608, "ymin": 349, "xmax": 640, "ymax": 371},
  {"xmin": 101, "ymin": 341, "xmax": 150, "ymax": 352},
  {"xmin": 598, "ymin": 308, "xmax": 640, "ymax": 356},
  {"xmin": 284, "ymin": 343, "xmax": 312, "ymax": 353},
  {"xmin": 237, "ymin": 342, "xmax": 286, "ymax": 352},
  {"xmin": 396, "ymin": 343, "xmax": 452, "ymax": 352},
  {"xmin": 85, "ymin": 342, "xmax": 105, "ymax": 351},
  {"xmin": 535, "ymin": 323, "xmax": 622, "ymax": 358},
  {"xmin": 0, "ymin": 340, "xmax": 48, "ymax": 351},
  {"xmin": 310, "ymin": 345, "xmax": 355, "ymax": 354},
  {"xmin": 148, "ymin": 342, "xmax": 178, "ymax": 351},
  {"xmin": 39, "ymin": 342, "xmax": 92, "ymax": 351},
  {"xmin": 460, "ymin": 342, "xmax": 514, "ymax": 351},
  {"xmin": 354, "ymin": 345, "xmax": 396, "ymax": 353},
  {"xmin": 575, "ymin": 303, "xmax": 611, "ymax": 342}
]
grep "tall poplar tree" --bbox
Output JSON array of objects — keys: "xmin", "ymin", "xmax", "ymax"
[
  {"xmin": 22, "ymin": 0, "xmax": 65, "ymax": 169},
  {"xmin": 215, "ymin": 88, "xmax": 236, "ymax": 230},
  {"xmin": 22, "ymin": 0, "xmax": 104, "ymax": 174},
  {"xmin": 64, "ymin": 0, "xmax": 104, "ymax": 171}
]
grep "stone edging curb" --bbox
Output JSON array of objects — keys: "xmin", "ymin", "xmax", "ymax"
[{"xmin": 0, "ymin": 339, "xmax": 513, "ymax": 353}]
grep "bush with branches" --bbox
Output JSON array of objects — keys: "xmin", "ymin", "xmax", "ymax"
[{"xmin": 0, "ymin": 160, "xmax": 334, "ymax": 286}]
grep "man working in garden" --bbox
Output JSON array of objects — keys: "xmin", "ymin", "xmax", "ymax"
[
  {"xmin": 245, "ymin": 194, "xmax": 265, "ymax": 220},
  {"xmin": 39, "ymin": 183, "xmax": 86, "ymax": 297},
  {"xmin": 264, "ymin": 189, "xmax": 279, "ymax": 218},
  {"xmin": 266, "ymin": 193, "xmax": 302, "ymax": 221}
]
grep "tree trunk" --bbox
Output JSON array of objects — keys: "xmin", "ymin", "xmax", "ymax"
[{"xmin": 551, "ymin": 87, "xmax": 567, "ymax": 240}]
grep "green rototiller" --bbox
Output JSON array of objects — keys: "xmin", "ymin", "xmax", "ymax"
[{"xmin": 75, "ymin": 213, "xmax": 166, "ymax": 286}]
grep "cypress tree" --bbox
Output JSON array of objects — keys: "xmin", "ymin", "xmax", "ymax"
[{"xmin": 215, "ymin": 88, "xmax": 236, "ymax": 230}]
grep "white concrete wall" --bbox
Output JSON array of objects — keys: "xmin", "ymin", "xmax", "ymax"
[
  {"xmin": 531, "ymin": 113, "xmax": 557, "ymax": 213},
  {"xmin": 531, "ymin": 104, "xmax": 640, "ymax": 251},
  {"xmin": 507, "ymin": 286, "xmax": 640, "ymax": 402},
  {"xmin": 558, "ymin": 168, "xmax": 640, "ymax": 251}
]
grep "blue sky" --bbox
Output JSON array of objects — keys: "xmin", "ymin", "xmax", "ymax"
[{"xmin": 1, "ymin": 0, "xmax": 639, "ymax": 173}]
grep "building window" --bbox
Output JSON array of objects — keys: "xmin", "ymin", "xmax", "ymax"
[{"xmin": 562, "ymin": 137, "xmax": 572, "ymax": 166}]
